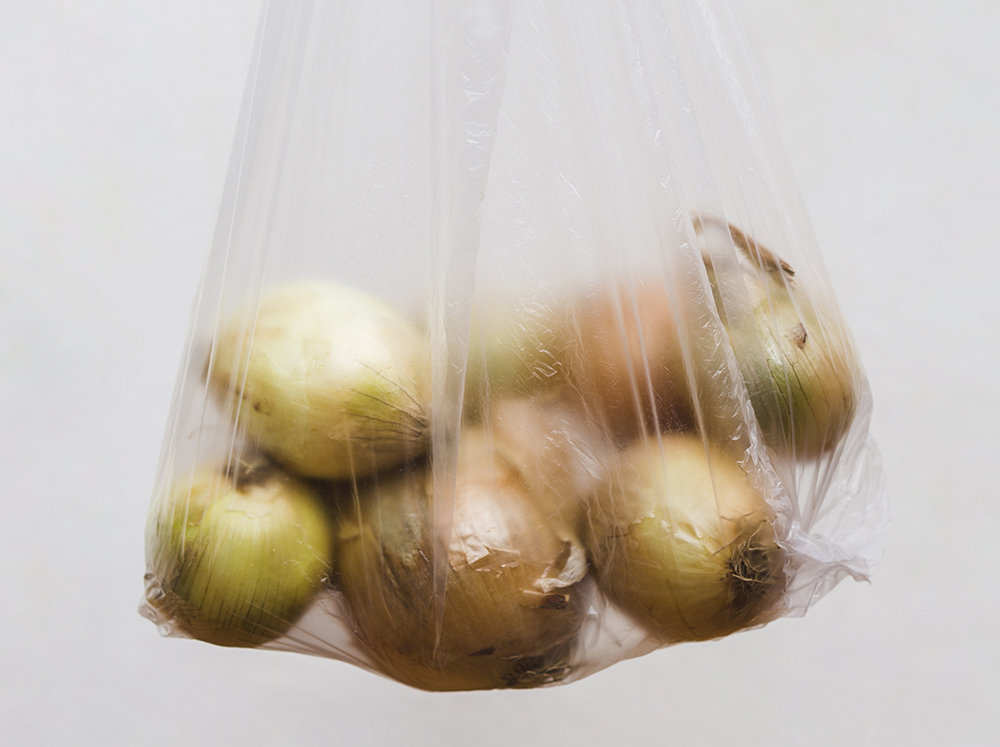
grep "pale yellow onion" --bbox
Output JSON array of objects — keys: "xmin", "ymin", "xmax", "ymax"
[
  {"xmin": 586, "ymin": 434, "xmax": 785, "ymax": 643},
  {"xmin": 209, "ymin": 281, "xmax": 429, "ymax": 479},
  {"xmin": 463, "ymin": 297, "xmax": 567, "ymax": 421},
  {"xmin": 333, "ymin": 429, "xmax": 589, "ymax": 691},
  {"xmin": 700, "ymin": 220, "xmax": 858, "ymax": 457},
  {"xmin": 145, "ymin": 462, "xmax": 332, "ymax": 648},
  {"xmin": 738, "ymin": 284, "xmax": 857, "ymax": 457}
]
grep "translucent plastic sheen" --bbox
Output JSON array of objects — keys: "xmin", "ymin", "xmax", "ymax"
[{"xmin": 141, "ymin": 0, "xmax": 887, "ymax": 691}]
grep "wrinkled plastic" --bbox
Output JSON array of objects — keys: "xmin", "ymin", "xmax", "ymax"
[{"xmin": 141, "ymin": 0, "xmax": 887, "ymax": 691}]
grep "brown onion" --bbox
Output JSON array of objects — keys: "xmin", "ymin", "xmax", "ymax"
[
  {"xmin": 562, "ymin": 280, "xmax": 695, "ymax": 442},
  {"xmin": 333, "ymin": 429, "xmax": 589, "ymax": 691}
]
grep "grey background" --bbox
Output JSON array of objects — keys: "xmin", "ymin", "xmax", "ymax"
[{"xmin": 2, "ymin": 1, "xmax": 997, "ymax": 744}]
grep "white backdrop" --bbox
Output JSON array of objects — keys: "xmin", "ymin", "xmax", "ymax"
[{"xmin": 2, "ymin": 1, "xmax": 997, "ymax": 744}]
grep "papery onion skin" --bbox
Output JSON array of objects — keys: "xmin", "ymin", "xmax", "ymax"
[
  {"xmin": 209, "ymin": 281, "xmax": 430, "ymax": 479},
  {"xmin": 146, "ymin": 464, "xmax": 332, "ymax": 648},
  {"xmin": 333, "ymin": 430, "xmax": 589, "ymax": 692},
  {"xmin": 586, "ymin": 435, "xmax": 785, "ymax": 643}
]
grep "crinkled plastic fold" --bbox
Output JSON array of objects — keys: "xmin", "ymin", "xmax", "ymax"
[{"xmin": 141, "ymin": 0, "xmax": 887, "ymax": 691}]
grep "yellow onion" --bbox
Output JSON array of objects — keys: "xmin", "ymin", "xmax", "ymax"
[
  {"xmin": 463, "ymin": 298, "xmax": 567, "ymax": 421},
  {"xmin": 700, "ymin": 220, "xmax": 858, "ymax": 457},
  {"xmin": 562, "ymin": 281, "xmax": 694, "ymax": 442},
  {"xmin": 333, "ymin": 429, "xmax": 589, "ymax": 691},
  {"xmin": 209, "ymin": 281, "xmax": 430, "ymax": 479},
  {"xmin": 145, "ymin": 461, "xmax": 332, "ymax": 648},
  {"xmin": 740, "ymin": 289, "xmax": 857, "ymax": 457},
  {"xmin": 586, "ymin": 435, "xmax": 785, "ymax": 643}
]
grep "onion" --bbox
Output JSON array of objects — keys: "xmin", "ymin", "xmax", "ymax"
[
  {"xmin": 333, "ymin": 429, "xmax": 589, "ymax": 691},
  {"xmin": 463, "ymin": 298, "xmax": 567, "ymax": 421},
  {"xmin": 699, "ymin": 219, "xmax": 858, "ymax": 457},
  {"xmin": 586, "ymin": 435, "xmax": 785, "ymax": 643},
  {"xmin": 144, "ymin": 461, "xmax": 332, "ymax": 648},
  {"xmin": 462, "ymin": 282, "xmax": 694, "ymax": 442},
  {"xmin": 562, "ymin": 281, "xmax": 694, "ymax": 442},
  {"xmin": 739, "ymin": 288, "xmax": 857, "ymax": 457},
  {"xmin": 209, "ymin": 281, "xmax": 430, "ymax": 479}
]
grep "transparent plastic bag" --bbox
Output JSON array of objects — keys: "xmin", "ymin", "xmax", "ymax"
[{"xmin": 141, "ymin": 0, "xmax": 887, "ymax": 691}]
